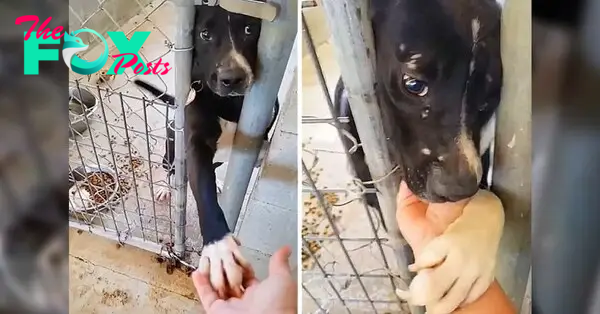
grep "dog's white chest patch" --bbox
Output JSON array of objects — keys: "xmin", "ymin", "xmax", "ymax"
[
  {"xmin": 180, "ymin": 89, "xmax": 267, "ymax": 166},
  {"xmin": 214, "ymin": 118, "xmax": 237, "ymax": 163},
  {"xmin": 186, "ymin": 88, "xmax": 196, "ymax": 105},
  {"xmin": 214, "ymin": 119, "xmax": 269, "ymax": 166}
]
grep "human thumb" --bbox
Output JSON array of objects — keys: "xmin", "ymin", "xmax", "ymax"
[{"xmin": 269, "ymin": 246, "xmax": 292, "ymax": 277}]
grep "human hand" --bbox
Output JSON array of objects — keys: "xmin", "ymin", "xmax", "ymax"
[
  {"xmin": 395, "ymin": 181, "xmax": 469, "ymax": 255},
  {"xmin": 200, "ymin": 234, "xmax": 253, "ymax": 299},
  {"xmin": 192, "ymin": 246, "xmax": 297, "ymax": 314},
  {"xmin": 395, "ymin": 181, "xmax": 505, "ymax": 314}
]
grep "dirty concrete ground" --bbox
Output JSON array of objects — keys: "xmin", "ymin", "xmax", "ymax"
[{"xmin": 69, "ymin": 228, "xmax": 204, "ymax": 313}]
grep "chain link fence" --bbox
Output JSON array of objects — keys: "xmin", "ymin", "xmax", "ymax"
[
  {"xmin": 300, "ymin": 2, "xmax": 414, "ymax": 313},
  {"xmin": 68, "ymin": 0, "xmax": 194, "ymax": 266}
]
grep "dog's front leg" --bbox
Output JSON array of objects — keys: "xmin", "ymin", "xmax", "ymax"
[
  {"xmin": 189, "ymin": 144, "xmax": 251, "ymax": 299},
  {"xmin": 155, "ymin": 120, "xmax": 176, "ymax": 202},
  {"xmin": 396, "ymin": 189, "xmax": 505, "ymax": 314}
]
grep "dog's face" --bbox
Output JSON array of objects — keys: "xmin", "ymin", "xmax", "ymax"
[
  {"xmin": 192, "ymin": 6, "xmax": 261, "ymax": 97},
  {"xmin": 372, "ymin": 0, "xmax": 503, "ymax": 202}
]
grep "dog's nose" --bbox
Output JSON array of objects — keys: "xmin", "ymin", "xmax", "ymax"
[
  {"xmin": 218, "ymin": 67, "xmax": 246, "ymax": 89},
  {"xmin": 427, "ymin": 166, "xmax": 479, "ymax": 202}
]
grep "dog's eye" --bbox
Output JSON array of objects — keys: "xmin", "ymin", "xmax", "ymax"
[
  {"xmin": 402, "ymin": 74, "xmax": 428, "ymax": 96},
  {"xmin": 200, "ymin": 30, "xmax": 212, "ymax": 41},
  {"xmin": 244, "ymin": 26, "xmax": 252, "ymax": 35}
]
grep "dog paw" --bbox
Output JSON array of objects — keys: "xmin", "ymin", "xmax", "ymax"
[
  {"xmin": 396, "ymin": 189, "xmax": 505, "ymax": 314},
  {"xmin": 154, "ymin": 186, "xmax": 172, "ymax": 203},
  {"xmin": 198, "ymin": 234, "xmax": 252, "ymax": 299}
]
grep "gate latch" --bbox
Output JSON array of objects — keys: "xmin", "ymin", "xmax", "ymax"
[{"xmin": 196, "ymin": 0, "xmax": 278, "ymax": 22}]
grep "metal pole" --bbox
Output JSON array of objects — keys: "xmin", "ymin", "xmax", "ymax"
[
  {"xmin": 172, "ymin": 0, "xmax": 194, "ymax": 257},
  {"xmin": 492, "ymin": 0, "xmax": 531, "ymax": 307},
  {"xmin": 319, "ymin": 0, "xmax": 416, "ymax": 294},
  {"xmin": 221, "ymin": 0, "xmax": 298, "ymax": 230}
]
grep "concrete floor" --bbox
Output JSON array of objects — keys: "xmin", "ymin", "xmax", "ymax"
[{"xmin": 69, "ymin": 228, "xmax": 203, "ymax": 313}]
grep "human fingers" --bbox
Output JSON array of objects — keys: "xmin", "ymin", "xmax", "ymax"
[
  {"xmin": 268, "ymin": 246, "xmax": 292, "ymax": 277},
  {"xmin": 242, "ymin": 265, "xmax": 260, "ymax": 288},
  {"xmin": 231, "ymin": 242, "xmax": 257, "ymax": 288},
  {"xmin": 192, "ymin": 257, "xmax": 220, "ymax": 310}
]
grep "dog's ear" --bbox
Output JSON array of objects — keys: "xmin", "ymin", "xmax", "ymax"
[
  {"xmin": 369, "ymin": 0, "xmax": 384, "ymax": 20},
  {"xmin": 369, "ymin": 0, "xmax": 386, "ymax": 46},
  {"xmin": 466, "ymin": 21, "xmax": 503, "ymax": 116}
]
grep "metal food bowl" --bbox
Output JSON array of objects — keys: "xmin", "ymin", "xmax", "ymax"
[
  {"xmin": 68, "ymin": 165, "xmax": 120, "ymax": 213},
  {"xmin": 69, "ymin": 87, "xmax": 98, "ymax": 138}
]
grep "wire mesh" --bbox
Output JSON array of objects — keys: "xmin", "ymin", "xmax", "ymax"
[
  {"xmin": 67, "ymin": 0, "xmax": 194, "ymax": 260},
  {"xmin": 300, "ymin": 7, "xmax": 410, "ymax": 314},
  {"xmin": 68, "ymin": 83, "xmax": 180, "ymax": 248}
]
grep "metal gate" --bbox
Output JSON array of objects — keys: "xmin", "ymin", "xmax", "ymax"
[
  {"xmin": 300, "ymin": 1, "xmax": 414, "ymax": 313},
  {"xmin": 68, "ymin": 0, "xmax": 190, "ymax": 263},
  {"xmin": 68, "ymin": 0, "xmax": 297, "ymax": 270}
]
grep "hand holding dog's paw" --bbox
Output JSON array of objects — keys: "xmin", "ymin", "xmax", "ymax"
[
  {"xmin": 193, "ymin": 246, "xmax": 296, "ymax": 313},
  {"xmin": 199, "ymin": 234, "xmax": 253, "ymax": 299},
  {"xmin": 396, "ymin": 189, "xmax": 505, "ymax": 314}
]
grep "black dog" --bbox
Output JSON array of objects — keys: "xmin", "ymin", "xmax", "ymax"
[
  {"xmin": 134, "ymin": 5, "xmax": 278, "ymax": 297},
  {"xmin": 334, "ymin": 0, "xmax": 504, "ymax": 310},
  {"xmin": 336, "ymin": 0, "xmax": 502, "ymax": 205}
]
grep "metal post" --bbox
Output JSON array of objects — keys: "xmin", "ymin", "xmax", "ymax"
[
  {"xmin": 319, "ymin": 0, "xmax": 416, "ymax": 294},
  {"xmin": 221, "ymin": 0, "xmax": 298, "ymax": 230},
  {"xmin": 492, "ymin": 0, "xmax": 531, "ymax": 308},
  {"xmin": 172, "ymin": 0, "xmax": 194, "ymax": 257}
]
